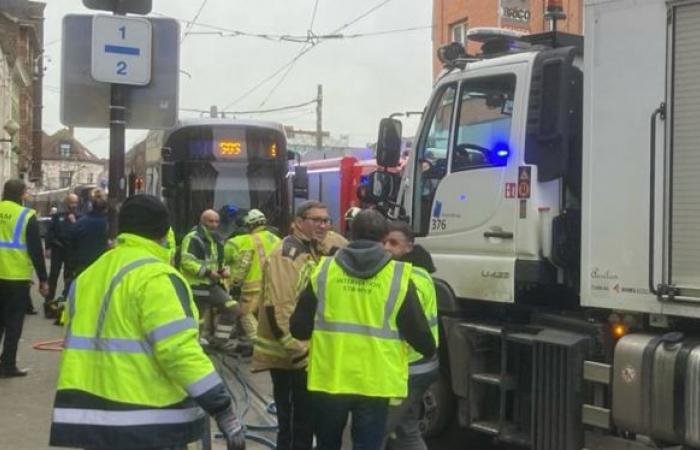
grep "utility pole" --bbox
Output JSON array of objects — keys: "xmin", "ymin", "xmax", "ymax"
[
  {"xmin": 210, "ymin": 105, "xmax": 218, "ymax": 118},
  {"xmin": 316, "ymin": 84, "xmax": 323, "ymax": 154}
]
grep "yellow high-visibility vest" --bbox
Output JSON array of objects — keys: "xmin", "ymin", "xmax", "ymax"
[
  {"xmin": 0, "ymin": 200, "xmax": 35, "ymax": 280},
  {"xmin": 308, "ymin": 257, "xmax": 412, "ymax": 398}
]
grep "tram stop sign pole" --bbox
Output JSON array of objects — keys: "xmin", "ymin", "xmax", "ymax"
[{"xmin": 85, "ymin": 0, "xmax": 153, "ymax": 237}]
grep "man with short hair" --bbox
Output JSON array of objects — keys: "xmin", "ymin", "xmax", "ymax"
[
  {"xmin": 49, "ymin": 195, "xmax": 245, "ymax": 450},
  {"xmin": 44, "ymin": 193, "xmax": 80, "ymax": 305},
  {"xmin": 383, "ymin": 220, "xmax": 439, "ymax": 450},
  {"xmin": 0, "ymin": 179, "xmax": 49, "ymax": 377},
  {"xmin": 180, "ymin": 209, "xmax": 238, "ymax": 347},
  {"xmin": 290, "ymin": 209, "xmax": 436, "ymax": 450},
  {"xmin": 252, "ymin": 200, "xmax": 335, "ymax": 450},
  {"xmin": 224, "ymin": 209, "xmax": 280, "ymax": 356}
]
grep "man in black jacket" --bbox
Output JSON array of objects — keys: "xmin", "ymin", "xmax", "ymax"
[{"xmin": 44, "ymin": 193, "xmax": 79, "ymax": 305}]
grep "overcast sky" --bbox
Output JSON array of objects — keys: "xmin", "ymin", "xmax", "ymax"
[{"xmin": 41, "ymin": 0, "xmax": 433, "ymax": 158}]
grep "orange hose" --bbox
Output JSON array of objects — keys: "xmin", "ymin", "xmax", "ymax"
[{"xmin": 32, "ymin": 339, "xmax": 64, "ymax": 351}]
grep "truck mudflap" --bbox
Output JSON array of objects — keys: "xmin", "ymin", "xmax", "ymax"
[{"xmin": 612, "ymin": 333, "xmax": 700, "ymax": 447}]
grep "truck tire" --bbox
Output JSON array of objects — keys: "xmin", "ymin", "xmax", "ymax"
[{"xmin": 420, "ymin": 374, "xmax": 456, "ymax": 438}]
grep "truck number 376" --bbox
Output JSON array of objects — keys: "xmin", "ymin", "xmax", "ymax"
[{"xmin": 431, "ymin": 218, "xmax": 447, "ymax": 232}]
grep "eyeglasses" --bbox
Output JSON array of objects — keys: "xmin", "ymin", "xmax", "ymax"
[{"xmin": 304, "ymin": 216, "xmax": 332, "ymax": 225}]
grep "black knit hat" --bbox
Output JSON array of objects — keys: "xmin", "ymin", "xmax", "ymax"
[{"xmin": 118, "ymin": 194, "xmax": 170, "ymax": 240}]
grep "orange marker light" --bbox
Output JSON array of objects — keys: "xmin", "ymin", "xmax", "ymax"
[
  {"xmin": 612, "ymin": 324, "xmax": 627, "ymax": 339},
  {"xmin": 269, "ymin": 143, "xmax": 277, "ymax": 158}
]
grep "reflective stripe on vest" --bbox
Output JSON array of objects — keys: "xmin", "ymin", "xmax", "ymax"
[
  {"xmin": 0, "ymin": 207, "xmax": 30, "ymax": 249},
  {"xmin": 53, "ymin": 406, "xmax": 205, "ymax": 426},
  {"xmin": 314, "ymin": 258, "xmax": 405, "ymax": 340}
]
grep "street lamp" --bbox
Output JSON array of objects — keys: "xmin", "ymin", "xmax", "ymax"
[{"xmin": 0, "ymin": 119, "xmax": 19, "ymax": 143}]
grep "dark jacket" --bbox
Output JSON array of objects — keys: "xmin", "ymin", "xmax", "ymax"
[
  {"xmin": 71, "ymin": 211, "xmax": 108, "ymax": 273},
  {"xmin": 290, "ymin": 240, "xmax": 436, "ymax": 359},
  {"xmin": 45, "ymin": 211, "xmax": 80, "ymax": 249}
]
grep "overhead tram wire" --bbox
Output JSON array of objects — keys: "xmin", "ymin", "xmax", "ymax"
[
  {"xmin": 181, "ymin": 0, "xmax": 210, "ymax": 44},
  {"xmin": 258, "ymin": 0, "xmax": 322, "ymax": 107},
  {"xmin": 221, "ymin": 0, "xmax": 395, "ymax": 110},
  {"xmin": 180, "ymin": 98, "xmax": 318, "ymax": 116}
]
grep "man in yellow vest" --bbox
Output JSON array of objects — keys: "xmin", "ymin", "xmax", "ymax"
[
  {"xmin": 180, "ymin": 209, "xmax": 238, "ymax": 348},
  {"xmin": 0, "ymin": 179, "xmax": 48, "ymax": 377},
  {"xmin": 224, "ymin": 209, "xmax": 280, "ymax": 356},
  {"xmin": 49, "ymin": 195, "xmax": 245, "ymax": 450},
  {"xmin": 383, "ymin": 220, "xmax": 439, "ymax": 450},
  {"xmin": 290, "ymin": 209, "xmax": 436, "ymax": 450}
]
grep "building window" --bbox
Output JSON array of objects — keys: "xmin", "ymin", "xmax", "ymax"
[
  {"xmin": 87, "ymin": 173, "xmax": 94, "ymax": 184},
  {"xmin": 59, "ymin": 171, "xmax": 73, "ymax": 188},
  {"xmin": 59, "ymin": 142, "xmax": 71, "ymax": 158},
  {"xmin": 451, "ymin": 21, "xmax": 468, "ymax": 46}
]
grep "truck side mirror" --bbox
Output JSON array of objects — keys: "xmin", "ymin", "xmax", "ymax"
[
  {"xmin": 376, "ymin": 118, "xmax": 402, "ymax": 168},
  {"xmin": 293, "ymin": 166, "xmax": 309, "ymax": 199},
  {"xmin": 288, "ymin": 150, "xmax": 298, "ymax": 161},
  {"xmin": 524, "ymin": 46, "xmax": 582, "ymax": 182}
]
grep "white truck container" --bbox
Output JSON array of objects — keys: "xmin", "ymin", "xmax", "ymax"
[{"xmin": 367, "ymin": 0, "xmax": 700, "ymax": 448}]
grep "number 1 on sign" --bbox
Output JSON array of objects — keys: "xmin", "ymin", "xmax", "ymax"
[{"xmin": 118, "ymin": 26, "xmax": 126, "ymax": 39}]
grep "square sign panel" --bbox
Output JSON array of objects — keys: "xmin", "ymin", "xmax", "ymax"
[
  {"xmin": 91, "ymin": 14, "xmax": 152, "ymax": 85},
  {"xmin": 83, "ymin": 0, "xmax": 152, "ymax": 15}
]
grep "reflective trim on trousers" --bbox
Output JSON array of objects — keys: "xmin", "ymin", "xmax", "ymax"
[
  {"xmin": 186, "ymin": 371, "xmax": 222, "ymax": 398},
  {"xmin": 147, "ymin": 318, "xmax": 197, "ymax": 344},
  {"xmin": 409, "ymin": 357, "xmax": 439, "ymax": 375},
  {"xmin": 53, "ymin": 407, "xmax": 205, "ymax": 426},
  {"xmin": 64, "ymin": 335, "xmax": 152, "ymax": 354}
]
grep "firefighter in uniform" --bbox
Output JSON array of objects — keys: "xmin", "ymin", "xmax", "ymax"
[
  {"xmin": 290, "ymin": 209, "xmax": 435, "ymax": 450},
  {"xmin": 224, "ymin": 209, "xmax": 280, "ymax": 356},
  {"xmin": 180, "ymin": 209, "xmax": 238, "ymax": 347},
  {"xmin": 383, "ymin": 220, "xmax": 439, "ymax": 450},
  {"xmin": 49, "ymin": 195, "xmax": 245, "ymax": 450},
  {"xmin": 252, "ymin": 200, "xmax": 341, "ymax": 450}
]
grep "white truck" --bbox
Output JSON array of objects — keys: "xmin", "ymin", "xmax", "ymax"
[{"xmin": 367, "ymin": 0, "xmax": 700, "ymax": 448}]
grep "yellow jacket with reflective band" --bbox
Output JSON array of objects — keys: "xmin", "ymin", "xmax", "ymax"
[
  {"xmin": 50, "ymin": 233, "xmax": 222, "ymax": 449},
  {"xmin": 180, "ymin": 225, "xmax": 220, "ymax": 286},
  {"xmin": 308, "ymin": 257, "xmax": 412, "ymax": 398},
  {"xmin": 224, "ymin": 226, "xmax": 280, "ymax": 294},
  {"xmin": 0, "ymin": 200, "xmax": 35, "ymax": 280},
  {"xmin": 408, "ymin": 266, "xmax": 439, "ymax": 365}
]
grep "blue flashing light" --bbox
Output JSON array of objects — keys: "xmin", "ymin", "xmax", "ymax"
[
  {"xmin": 491, "ymin": 142, "xmax": 511, "ymax": 165},
  {"xmin": 496, "ymin": 149, "xmax": 510, "ymax": 158}
]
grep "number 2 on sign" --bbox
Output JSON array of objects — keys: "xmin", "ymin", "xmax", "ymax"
[
  {"xmin": 116, "ymin": 61, "xmax": 127, "ymax": 75},
  {"xmin": 118, "ymin": 26, "xmax": 126, "ymax": 39}
]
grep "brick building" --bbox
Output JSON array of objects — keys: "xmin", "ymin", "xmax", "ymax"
[
  {"xmin": 432, "ymin": 0, "xmax": 582, "ymax": 76},
  {"xmin": 0, "ymin": 0, "xmax": 45, "ymax": 183}
]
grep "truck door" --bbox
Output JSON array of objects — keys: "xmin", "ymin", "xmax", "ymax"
[{"xmin": 412, "ymin": 68, "xmax": 524, "ymax": 302}]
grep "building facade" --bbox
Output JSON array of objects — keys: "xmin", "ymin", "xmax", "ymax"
[
  {"xmin": 0, "ymin": 0, "xmax": 45, "ymax": 184},
  {"xmin": 432, "ymin": 0, "xmax": 582, "ymax": 76},
  {"xmin": 40, "ymin": 129, "xmax": 107, "ymax": 191}
]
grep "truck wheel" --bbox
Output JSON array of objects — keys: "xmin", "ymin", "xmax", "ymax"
[{"xmin": 420, "ymin": 374, "xmax": 456, "ymax": 438}]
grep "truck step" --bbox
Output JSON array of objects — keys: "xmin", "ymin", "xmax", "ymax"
[
  {"xmin": 462, "ymin": 323, "xmax": 503, "ymax": 336},
  {"xmin": 471, "ymin": 372, "xmax": 516, "ymax": 389},
  {"xmin": 470, "ymin": 421, "xmax": 500, "ymax": 435}
]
